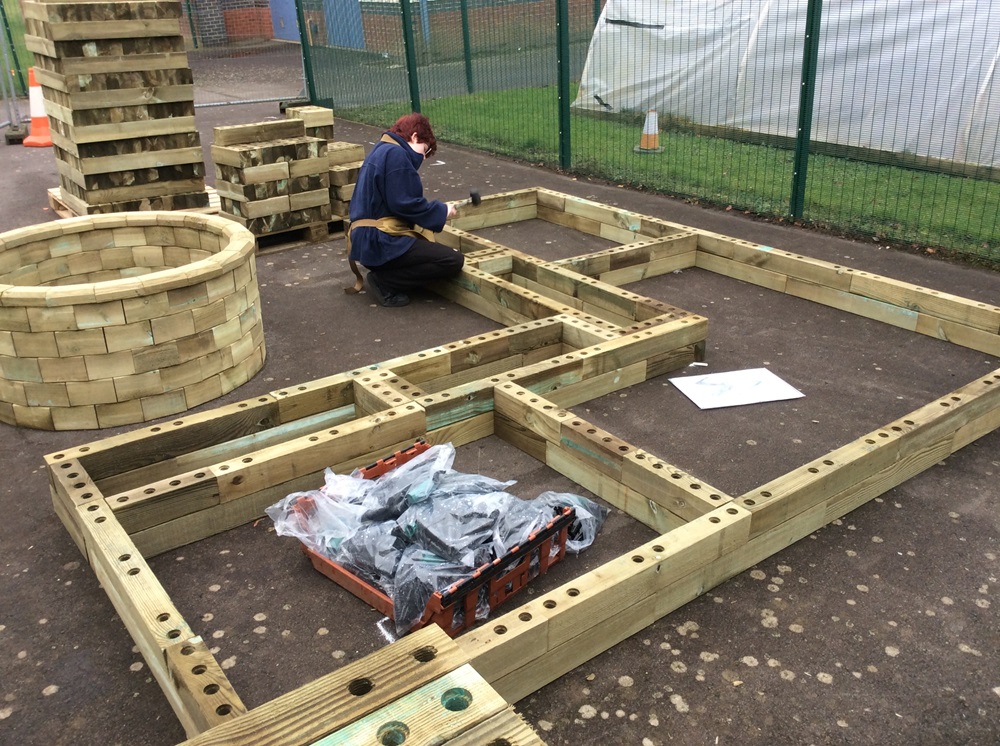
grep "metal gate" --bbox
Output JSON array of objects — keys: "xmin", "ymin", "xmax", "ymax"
[{"xmin": 180, "ymin": 0, "xmax": 307, "ymax": 107}]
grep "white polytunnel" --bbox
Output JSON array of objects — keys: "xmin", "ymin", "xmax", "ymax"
[{"xmin": 573, "ymin": 0, "xmax": 1000, "ymax": 168}]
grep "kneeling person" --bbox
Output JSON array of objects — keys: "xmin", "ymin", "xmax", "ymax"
[{"xmin": 348, "ymin": 113, "xmax": 463, "ymax": 307}]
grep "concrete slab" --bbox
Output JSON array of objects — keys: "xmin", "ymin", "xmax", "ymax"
[{"xmin": 1, "ymin": 102, "xmax": 998, "ymax": 746}]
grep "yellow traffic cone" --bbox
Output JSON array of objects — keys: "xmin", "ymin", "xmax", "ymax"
[
  {"xmin": 23, "ymin": 68, "xmax": 52, "ymax": 148},
  {"xmin": 633, "ymin": 109, "xmax": 663, "ymax": 154}
]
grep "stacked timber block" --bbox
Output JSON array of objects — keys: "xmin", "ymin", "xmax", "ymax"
[
  {"xmin": 284, "ymin": 104, "xmax": 335, "ymax": 141},
  {"xmin": 212, "ymin": 119, "xmax": 332, "ymax": 239},
  {"xmin": 327, "ymin": 142, "xmax": 365, "ymax": 219},
  {"xmin": 284, "ymin": 104, "xmax": 364, "ymax": 219},
  {"xmin": 0, "ymin": 213, "xmax": 265, "ymax": 430},
  {"xmin": 23, "ymin": 0, "xmax": 209, "ymax": 216}
]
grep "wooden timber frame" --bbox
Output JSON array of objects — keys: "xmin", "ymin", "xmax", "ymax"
[{"xmin": 44, "ymin": 188, "xmax": 1000, "ymax": 743}]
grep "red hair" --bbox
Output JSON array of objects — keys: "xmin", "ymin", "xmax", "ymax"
[{"xmin": 390, "ymin": 113, "xmax": 437, "ymax": 157}]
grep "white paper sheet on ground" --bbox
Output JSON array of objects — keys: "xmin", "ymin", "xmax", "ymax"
[{"xmin": 669, "ymin": 368, "xmax": 804, "ymax": 410}]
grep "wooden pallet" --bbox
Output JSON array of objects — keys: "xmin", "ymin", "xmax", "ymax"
[
  {"xmin": 254, "ymin": 217, "xmax": 347, "ymax": 254},
  {"xmin": 47, "ymin": 186, "xmax": 220, "ymax": 219},
  {"xmin": 43, "ymin": 187, "xmax": 1000, "ymax": 740}
]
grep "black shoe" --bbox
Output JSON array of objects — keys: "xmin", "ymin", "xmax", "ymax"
[{"xmin": 365, "ymin": 272, "xmax": 410, "ymax": 307}]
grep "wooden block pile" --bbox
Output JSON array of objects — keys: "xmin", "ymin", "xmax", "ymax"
[
  {"xmin": 284, "ymin": 104, "xmax": 334, "ymax": 141},
  {"xmin": 0, "ymin": 213, "xmax": 264, "ymax": 430},
  {"xmin": 23, "ymin": 0, "xmax": 209, "ymax": 216},
  {"xmin": 212, "ymin": 119, "xmax": 332, "ymax": 239},
  {"xmin": 327, "ymin": 142, "xmax": 365, "ymax": 219},
  {"xmin": 284, "ymin": 105, "xmax": 365, "ymax": 219}
]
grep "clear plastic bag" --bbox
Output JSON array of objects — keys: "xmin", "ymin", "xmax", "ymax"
[
  {"xmin": 534, "ymin": 491, "xmax": 610, "ymax": 554},
  {"xmin": 491, "ymin": 495, "xmax": 553, "ymax": 557},
  {"xmin": 357, "ymin": 442, "xmax": 457, "ymax": 522},
  {"xmin": 395, "ymin": 491, "xmax": 517, "ymax": 567},
  {"xmin": 391, "ymin": 546, "xmax": 477, "ymax": 635},
  {"xmin": 267, "ymin": 442, "xmax": 609, "ymax": 636},
  {"xmin": 334, "ymin": 520, "xmax": 404, "ymax": 596},
  {"xmin": 265, "ymin": 490, "xmax": 367, "ymax": 557}
]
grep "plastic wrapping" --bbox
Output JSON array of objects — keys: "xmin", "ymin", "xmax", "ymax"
[
  {"xmin": 395, "ymin": 491, "xmax": 519, "ymax": 567},
  {"xmin": 390, "ymin": 546, "xmax": 483, "ymax": 634},
  {"xmin": 265, "ymin": 490, "xmax": 367, "ymax": 557},
  {"xmin": 535, "ymin": 491, "xmax": 611, "ymax": 554},
  {"xmin": 491, "ymin": 494, "xmax": 554, "ymax": 557},
  {"xmin": 334, "ymin": 521, "xmax": 404, "ymax": 596},
  {"xmin": 356, "ymin": 443, "xmax": 456, "ymax": 522},
  {"xmin": 268, "ymin": 442, "xmax": 608, "ymax": 635}
]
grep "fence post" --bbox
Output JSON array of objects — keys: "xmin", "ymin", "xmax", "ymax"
[
  {"xmin": 183, "ymin": 0, "xmax": 199, "ymax": 49},
  {"xmin": 556, "ymin": 0, "xmax": 571, "ymax": 169},
  {"xmin": 400, "ymin": 0, "xmax": 422, "ymax": 112},
  {"xmin": 460, "ymin": 0, "xmax": 474, "ymax": 94},
  {"xmin": 294, "ymin": 0, "xmax": 318, "ymax": 102},
  {"xmin": 790, "ymin": 0, "xmax": 823, "ymax": 219},
  {"xmin": 0, "ymin": 1, "xmax": 26, "ymax": 94}
]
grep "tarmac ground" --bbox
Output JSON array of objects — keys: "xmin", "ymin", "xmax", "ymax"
[{"xmin": 1, "ymin": 101, "xmax": 999, "ymax": 746}]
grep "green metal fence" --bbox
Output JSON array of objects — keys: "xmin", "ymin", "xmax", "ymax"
[
  {"xmin": 1, "ymin": 0, "xmax": 29, "ymax": 97},
  {"xmin": 301, "ymin": 0, "xmax": 1000, "ymax": 266}
]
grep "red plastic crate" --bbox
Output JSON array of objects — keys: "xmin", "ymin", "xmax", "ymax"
[{"xmin": 296, "ymin": 440, "xmax": 574, "ymax": 637}]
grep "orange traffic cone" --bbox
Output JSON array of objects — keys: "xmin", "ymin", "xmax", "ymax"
[
  {"xmin": 633, "ymin": 109, "xmax": 663, "ymax": 154},
  {"xmin": 23, "ymin": 67, "xmax": 52, "ymax": 148}
]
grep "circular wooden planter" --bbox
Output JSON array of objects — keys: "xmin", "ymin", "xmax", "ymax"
[{"xmin": 0, "ymin": 212, "xmax": 265, "ymax": 430}]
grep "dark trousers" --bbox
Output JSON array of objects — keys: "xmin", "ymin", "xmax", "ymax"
[{"xmin": 365, "ymin": 238, "xmax": 464, "ymax": 293}]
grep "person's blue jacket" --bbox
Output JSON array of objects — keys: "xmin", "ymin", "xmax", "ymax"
[{"xmin": 348, "ymin": 131, "xmax": 449, "ymax": 268}]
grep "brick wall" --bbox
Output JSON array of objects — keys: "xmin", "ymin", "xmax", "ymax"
[
  {"xmin": 191, "ymin": 0, "xmax": 274, "ymax": 46},
  {"xmin": 192, "ymin": 0, "xmax": 228, "ymax": 46},
  {"xmin": 224, "ymin": 7, "xmax": 274, "ymax": 40}
]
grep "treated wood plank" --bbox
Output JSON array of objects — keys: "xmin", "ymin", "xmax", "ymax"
[
  {"xmin": 56, "ymin": 116, "xmax": 199, "ymax": 144},
  {"xmin": 180, "ymin": 625, "xmax": 468, "ymax": 746},
  {"xmin": 850, "ymin": 272, "xmax": 1000, "ymax": 333},
  {"xmin": 545, "ymin": 442, "xmax": 686, "ymax": 533},
  {"xmin": 695, "ymin": 250, "xmax": 790, "ymax": 292},
  {"xmin": 556, "ymin": 234, "xmax": 699, "ymax": 278},
  {"xmin": 108, "ymin": 467, "xmax": 220, "ymax": 535},
  {"xmin": 420, "ymin": 379, "xmax": 495, "ymax": 431},
  {"xmin": 313, "ymin": 664, "xmax": 508, "ymax": 746},
  {"xmin": 164, "ymin": 636, "xmax": 245, "ymax": 736},
  {"xmin": 213, "ymin": 119, "xmax": 305, "ymax": 147},
  {"xmin": 212, "ymin": 405, "xmax": 426, "ymax": 502},
  {"xmin": 697, "ymin": 233, "xmax": 854, "ymax": 291},
  {"xmin": 598, "ymin": 253, "xmax": 697, "ymax": 285},
  {"xmin": 443, "ymin": 707, "xmax": 547, "ymax": 746},
  {"xmin": 434, "ymin": 269, "xmax": 568, "ymax": 326},
  {"xmin": 46, "ymin": 395, "xmax": 281, "ymax": 483},
  {"xmin": 269, "ymin": 371, "xmax": 359, "ymax": 423},
  {"xmin": 426, "ymin": 410, "xmax": 495, "ymax": 446},
  {"xmin": 622, "ymin": 450, "xmax": 733, "ymax": 520},
  {"xmin": 74, "ymin": 498, "xmax": 229, "ymax": 737},
  {"xmin": 352, "ymin": 372, "xmax": 416, "ymax": 416},
  {"xmin": 99, "ymin": 402, "xmax": 354, "ymax": 497},
  {"xmin": 785, "ymin": 277, "xmax": 920, "ymax": 332},
  {"xmin": 448, "ymin": 189, "xmax": 538, "ymax": 232},
  {"xmin": 459, "ymin": 505, "xmax": 751, "ymax": 692},
  {"xmin": 914, "ymin": 313, "xmax": 1000, "ymax": 356},
  {"xmin": 129, "ymin": 436, "xmax": 421, "ymax": 556},
  {"xmin": 738, "ymin": 369, "xmax": 1000, "ymax": 538}
]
